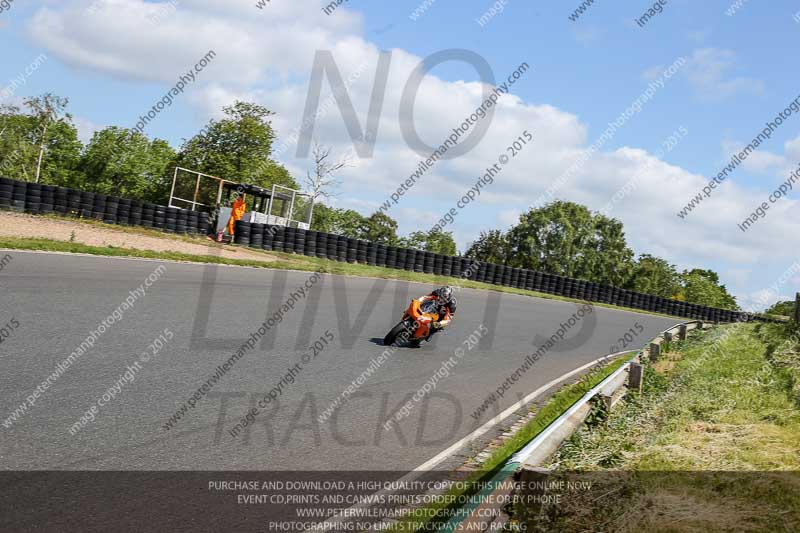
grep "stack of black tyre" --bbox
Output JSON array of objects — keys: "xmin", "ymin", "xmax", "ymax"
[
  {"xmin": 92, "ymin": 194, "xmax": 107, "ymax": 220},
  {"xmin": 163, "ymin": 207, "xmax": 178, "ymax": 233},
  {"xmin": 129, "ymin": 200, "xmax": 142, "ymax": 227},
  {"xmin": 272, "ymin": 226, "xmax": 286, "ymax": 252},
  {"xmin": 284, "ymin": 227, "xmax": 295, "ymax": 255},
  {"xmin": 39, "ymin": 185, "xmax": 55, "ymax": 214},
  {"xmin": 23, "ymin": 183, "xmax": 40, "ymax": 214},
  {"xmin": 53, "ymin": 186, "xmax": 67, "ymax": 215},
  {"xmin": 234, "ymin": 220, "xmax": 251, "ymax": 245},
  {"xmin": 334, "ymin": 235, "xmax": 345, "ymax": 262},
  {"xmin": 80, "ymin": 192, "xmax": 94, "ymax": 219},
  {"xmin": 314, "ymin": 231, "xmax": 326, "ymax": 258},
  {"xmin": 0, "ymin": 177, "xmax": 212, "ymax": 236},
  {"xmin": 249, "ymin": 224, "xmax": 264, "ymax": 248},
  {"xmin": 262, "ymin": 225, "xmax": 274, "ymax": 251},
  {"xmin": 199, "ymin": 212, "xmax": 210, "ymax": 234},
  {"xmin": 11, "ymin": 181, "xmax": 27, "ymax": 212},
  {"xmin": 175, "ymin": 208, "xmax": 188, "ymax": 234},
  {"xmin": 304, "ymin": 231, "xmax": 317, "ymax": 257},
  {"xmin": 104, "ymin": 195, "xmax": 119, "ymax": 224},
  {"xmin": 153, "ymin": 205, "xmax": 166, "ymax": 229},
  {"xmin": 187, "ymin": 210, "xmax": 199, "ymax": 235},
  {"xmin": 141, "ymin": 203, "xmax": 155, "ymax": 228},
  {"xmin": 117, "ymin": 198, "xmax": 131, "ymax": 225},
  {"xmin": 0, "ymin": 178, "xmax": 14, "ymax": 210}
]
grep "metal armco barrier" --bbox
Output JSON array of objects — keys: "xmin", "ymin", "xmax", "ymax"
[
  {"xmin": 234, "ymin": 221, "xmax": 764, "ymax": 324},
  {"xmin": 0, "ymin": 177, "xmax": 210, "ymax": 236}
]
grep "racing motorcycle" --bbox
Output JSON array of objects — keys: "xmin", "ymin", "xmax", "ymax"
[{"xmin": 383, "ymin": 298, "xmax": 441, "ymax": 347}]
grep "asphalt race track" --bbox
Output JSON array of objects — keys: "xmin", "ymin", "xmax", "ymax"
[{"xmin": 0, "ymin": 251, "xmax": 680, "ymax": 471}]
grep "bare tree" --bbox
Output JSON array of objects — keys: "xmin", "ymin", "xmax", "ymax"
[
  {"xmin": 304, "ymin": 142, "xmax": 354, "ymax": 202},
  {"xmin": 24, "ymin": 93, "xmax": 70, "ymax": 183}
]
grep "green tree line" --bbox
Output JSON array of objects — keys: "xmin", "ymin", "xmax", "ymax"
[{"xmin": 466, "ymin": 201, "xmax": 739, "ymax": 310}]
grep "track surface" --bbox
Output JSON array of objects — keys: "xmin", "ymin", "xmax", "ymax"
[{"xmin": 0, "ymin": 251, "xmax": 679, "ymax": 471}]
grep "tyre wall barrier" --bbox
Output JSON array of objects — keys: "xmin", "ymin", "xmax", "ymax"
[
  {"xmin": 231, "ymin": 222, "xmax": 759, "ymax": 324},
  {"xmin": 0, "ymin": 177, "xmax": 211, "ymax": 236}
]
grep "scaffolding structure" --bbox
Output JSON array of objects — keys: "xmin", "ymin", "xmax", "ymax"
[{"xmin": 168, "ymin": 167, "xmax": 314, "ymax": 231}]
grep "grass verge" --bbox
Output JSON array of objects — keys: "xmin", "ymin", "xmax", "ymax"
[
  {"xmin": 386, "ymin": 354, "xmax": 630, "ymax": 533},
  {"xmin": 514, "ymin": 323, "xmax": 800, "ymax": 532},
  {"xmin": 0, "ymin": 234, "xmax": 685, "ymax": 321}
]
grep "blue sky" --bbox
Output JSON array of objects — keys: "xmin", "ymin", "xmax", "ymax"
[{"xmin": 1, "ymin": 0, "xmax": 799, "ymax": 310}]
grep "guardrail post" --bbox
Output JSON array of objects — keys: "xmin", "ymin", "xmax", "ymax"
[
  {"xmin": 628, "ymin": 362, "xmax": 643, "ymax": 395},
  {"xmin": 795, "ymin": 292, "xmax": 800, "ymax": 326},
  {"xmin": 649, "ymin": 342, "xmax": 661, "ymax": 362},
  {"xmin": 678, "ymin": 324, "xmax": 687, "ymax": 340}
]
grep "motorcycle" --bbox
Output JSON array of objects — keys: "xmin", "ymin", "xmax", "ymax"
[{"xmin": 383, "ymin": 298, "xmax": 441, "ymax": 347}]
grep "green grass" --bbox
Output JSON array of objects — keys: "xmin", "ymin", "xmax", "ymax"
[
  {"xmin": 386, "ymin": 354, "xmax": 629, "ymax": 533},
  {"xmin": 521, "ymin": 324, "xmax": 800, "ymax": 532},
  {"xmin": 0, "ymin": 237, "xmax": 301, "ymax": 270},
  {"xmin": 0, "ymin": 233, "xmax": 686, "ymax": 320},
  {"xmin": 759, "ymin": 321, "xmax": 800, "ymax": 408}
]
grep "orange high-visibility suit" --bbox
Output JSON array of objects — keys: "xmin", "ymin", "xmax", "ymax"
[{"xmin": 227, "ymin": 197, "xmax": 247, "ymax": 235}]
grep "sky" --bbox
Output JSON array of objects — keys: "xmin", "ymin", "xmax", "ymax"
[{"xmin": 0, "ymin": 0, "xmax": 799, "ymax": 311}]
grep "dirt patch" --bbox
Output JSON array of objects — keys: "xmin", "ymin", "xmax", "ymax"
[
  {"xmin": 653, "ymin": 351, "xmax": 683, "ymax": 374},
  {"xmin": 0, "ymin": 211, "xmax": 288, "ymax": 264}
]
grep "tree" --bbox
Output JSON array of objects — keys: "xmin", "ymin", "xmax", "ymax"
[
  {"xmin": 262, "ymin": 159, "xmax": 295, "ymax": 189},
  {"xmin": 0, "ymin": 101, "xmax": 83, "ymax": 185},
  {"xmin": 177, "ymin": 100, "xmax": 298, "ymax": 190},
  {"xmin": 24, "ymin": 93, "xmax": 72, "ymax": 183},
  {"xmin": 765, "ymin": 300, "xmax": 795, "ymax": 317},
  {"xmin": 406, "ymin": 229, "xmax": 458, "ymax": 255},
  {"xmin": 304, "ymin": 143, "xmax": 352, "ymax": 201},
  {"xmin": 505, "ymin": 201, "xmax": 634, "ymax": 284},
  {"xmin": 310, "ymin": 204, "xmax": 365, "ymax": 237},
  {"xmin": 678, "ymin": 269, "xmax": 739, "ymax": 310},
  {"xmin": 627, "ymin": 254, "xmax": 681, "ymax": 298},
  {"xmin": 359, "ymin": 211, "xmax": 399, "ymax": 244},
  {"xmin": 0, "ymin": 105, "xmax": 37, "ymax": 181},
  {"xmin": 79, "ymin": 127, "xmax": 175, "ymax": 201},
  {"xmin": 35, "ymin": 120, "xmax": 84, "ymax": 187},
  {"xmin": 465, "ymin": 229, "xmax": 510, "ymax": 264},
  {"xmin": 584, "ymin": 214, "xmax": 634, "ymax": 286}
]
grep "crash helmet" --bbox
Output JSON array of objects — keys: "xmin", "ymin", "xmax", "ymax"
[{"xmin": 433, "ymin": 286, "xmax": 454, "ymax": 304}]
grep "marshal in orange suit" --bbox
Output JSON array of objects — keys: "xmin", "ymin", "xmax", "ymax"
[{"xmin": 227, "ymin": 196, "xmax": 247, "ymax": 235}]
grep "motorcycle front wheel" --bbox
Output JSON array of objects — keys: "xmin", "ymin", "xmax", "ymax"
[{"xmin": 384, "ymin": 319, "xmax": 414, "ymax": 346}]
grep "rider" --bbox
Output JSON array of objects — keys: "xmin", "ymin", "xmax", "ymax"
[{"xmin": 419, "ymin": 286, "xmax": 457, "ymax": 336}]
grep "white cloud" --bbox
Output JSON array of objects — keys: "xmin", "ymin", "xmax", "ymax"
[
  {"xmin": 721, "ymin": 139, "xmax": 786, "ymax": 175},
  {"xmin": 683, "ymin": 48, "xmax": 764, "ymax": 99},
  {"xmin": 785, "ymin": 136, "xmax": 800, "ymax": 160},
  {"xmin": 28, "ymin": 0, "xmax": 362, "ymax": 84},
  {"xmin": 571, "ymin": 25, "xmax": 605, "ymax": 43},
  {"xmin": 687, "ymin": 29, "xmax": 711, "ymax": 44}
]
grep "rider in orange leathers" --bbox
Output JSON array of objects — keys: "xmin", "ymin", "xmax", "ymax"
[{"xmin": 418, "ymin": 286, "xmax": 457, "ymax": 336}]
